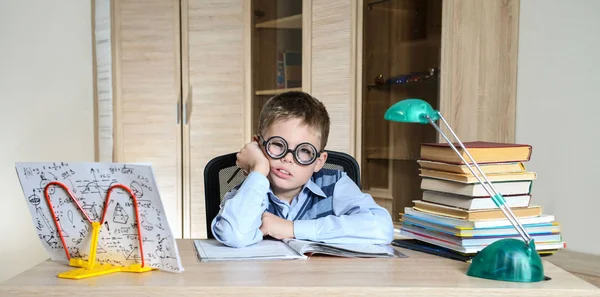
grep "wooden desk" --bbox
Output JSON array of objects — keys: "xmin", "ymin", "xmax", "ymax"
[{"xmin": 1, "ymin": 239, "xmax": 599, "ymax": 296}]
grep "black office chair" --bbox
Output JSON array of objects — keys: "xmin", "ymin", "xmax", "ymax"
[{"xmin": 203, "ymin": 150, "xmax": 360, "ymax": 238}]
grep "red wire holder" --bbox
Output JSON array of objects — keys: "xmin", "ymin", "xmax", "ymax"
[{"xmin": 43, "ymin": 181, "xmax": 148, "ymax": 268}]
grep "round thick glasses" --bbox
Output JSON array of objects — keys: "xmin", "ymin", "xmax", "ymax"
[{"xmin": 258, "ymin": 135, "xmax": 321, "ymax": 165}]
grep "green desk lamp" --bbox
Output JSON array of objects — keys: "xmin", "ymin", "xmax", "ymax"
[{"xmin": 384, "ymin": 98, "xmax": 544, "ymax": 283}]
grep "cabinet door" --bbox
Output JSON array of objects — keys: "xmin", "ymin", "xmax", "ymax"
[
  {"xmin": 309, "ymin": 0, "xmax": 358, "ymax": 155},
  {"xmin": 249, "ymin": 0, "xmax": 357, "ymax": 154},
  {"xmin": 359, "ymin": 0, "xmax": 442, "ymax": 220},
  {"xmin": 356, "ymin": 0, "xmax": 519, "ymax": 221},
  {"xmin": 112, "ymin": 0, "xmax": 183, "ymax": 237},
  {"xmin": 251, "ymin": 0, "xmax": 305, "ymax": 133},
  {"xmin": 182, "ymin": 0, "xmax": 249, "ymax": 239}
]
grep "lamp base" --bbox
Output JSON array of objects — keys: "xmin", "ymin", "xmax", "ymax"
[{"xmin": 467, "ymin": 238, "xmax": 544, "ymax": 282}]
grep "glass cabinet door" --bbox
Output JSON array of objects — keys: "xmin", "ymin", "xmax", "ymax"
[
  {"xmin": 251, "ymin": 0, "xmax": 303, "ymax": 134},
  {"xmin": 361, "ymin": 0, "xmax": 442, "ymax": 221}
]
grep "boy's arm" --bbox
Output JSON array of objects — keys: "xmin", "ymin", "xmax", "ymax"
[
  {"xmin": 211, "ymin": 171, "xmax": 269, "ymax": 248},
  {"xmin": 293, "ymin": 174, "xmax": 395, "ymax": 244}
]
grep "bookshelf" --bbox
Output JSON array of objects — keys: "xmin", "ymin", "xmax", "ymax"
[
  {"xmin": 364, "ymin": 147, "xmax": 413, "ymax": 161},
  {"xmin": 358, "ymin": 0, "xmax": 521, "ymax": 223},
  {"xmin": 366, "ymin": 76, "xmax": 438, "ymax": 91},
  {"xmin": 251, "ymin": 0, "xmax": 304, "ymax": 134},
  {"xmin": 255, "ymin": 87, "xmax": 302, "ymax": 96},
  {"xmin": 360, "ymin": 0, "xmax": 442, "ymax": 220},
  {"xmin": 255, "ymin": 14, "xmax": 302, "ymax": 29}
]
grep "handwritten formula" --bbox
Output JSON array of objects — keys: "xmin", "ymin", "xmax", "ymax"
[{"xmin": 15, "ymin": 162, "xmax": 184, "ymax": 273}]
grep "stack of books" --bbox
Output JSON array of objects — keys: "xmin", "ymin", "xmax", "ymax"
[{"xmin": 399, "ymin": 141, "xmax": 566, "ymax": 258}]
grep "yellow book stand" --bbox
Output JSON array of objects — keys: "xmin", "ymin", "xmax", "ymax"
[{"xmin": 44, "ymin": 181, "xmax": 156, "ymax": 280}]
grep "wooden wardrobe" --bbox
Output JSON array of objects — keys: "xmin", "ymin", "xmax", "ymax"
[{"xmin": 92, "ymin": 0, "xmax": 520, "ymax": 237}]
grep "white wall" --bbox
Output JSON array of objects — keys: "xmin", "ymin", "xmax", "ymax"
[
  {"xmin": 516, "ymin": 0, "xmax": 600, "ymax": 255},
  {"xmin": 0, "ymin": 1, "xmax": 94, "ymax": 282}
]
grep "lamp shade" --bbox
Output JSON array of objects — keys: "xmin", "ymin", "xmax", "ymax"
[{"xmin": 383, "ymin": 98, "xmax": 439, "ymax": 124}]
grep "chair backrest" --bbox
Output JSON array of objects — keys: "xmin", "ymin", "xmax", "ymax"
[{"xmin": 203, "ymin": 150, "xmax": 360, "ymax": 238}]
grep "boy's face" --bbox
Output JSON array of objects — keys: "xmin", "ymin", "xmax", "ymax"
[{"xmin": 261, "ymin": 118, "xmax": 327, "ymax": 200}]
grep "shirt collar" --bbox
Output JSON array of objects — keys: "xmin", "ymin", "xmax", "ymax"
[
  {"xmin": 303, "ymin": 177, "xmax": 327, "ymax": 198},
  {"xmin": 266, "ymin": 177, "xmax": 327, "ymax": 199}
]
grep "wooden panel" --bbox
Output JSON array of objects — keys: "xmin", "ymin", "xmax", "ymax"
[
  {"xmin": 439, "ymin": 0, "xmax": 519, "ymax": 143},
  {"xmin": 184, "ymin": 0, "xmax": 246, "ymax": 239},
  {"xmin": 92, "ymin": 0, "xmax": 114, "ymax": 162},
  {"xmin": 302, "ymin": 0, "xmax": 312, "ymax": 94},
  {"xmin": 311, "ymin": 0, "xmax": 355, "ymax": 154},
  {"xmin": 113, "ymin": 0, "xmax": 182, "ymax": 237}
]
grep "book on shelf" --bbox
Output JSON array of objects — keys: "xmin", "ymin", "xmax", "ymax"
[
  {"xmin": 419, "ymin": 168, "xmax": 537, "ymax": 184},
  {"xmin": 276, "ymin": 51, "xmax": 302, "ymax": 89},
  {"xmin": 421, "ymin": 190, "xmax": 531, "ymax": 210},
  {"xmin": 417, "ymin": 160, "xmax": 527, "ymax": 175},
  {"xmin": 412, "ymin": 200, "xmax": 543, "ymax": 220},
  {"xmin": 421, "ymin": 177, "xmax": 532, "ymax": 197},
  {"xmin": 420, "ymin": 141, "xmax": 532, "ymax": 165},
  {"xmin": 193, "ymin": 239, "xmax": 404, "ymax": 262},
  {"xmin": 283, "ymin": 51, "xmax": 301, "ymax": 88},
  {"xmin": 276, "ymin": 51, "xmax": 285, "ymax": 89}
]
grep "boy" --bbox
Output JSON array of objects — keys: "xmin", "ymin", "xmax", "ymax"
[{"xmin": 211, "ymin": 91, "xmax": 394, "ymax": 248}]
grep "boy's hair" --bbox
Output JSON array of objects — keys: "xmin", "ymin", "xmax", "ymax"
[{"xmin": 257, "ymin": 91, "xmax": 330, "ymax": 150}]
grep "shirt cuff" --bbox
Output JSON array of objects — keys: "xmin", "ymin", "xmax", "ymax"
[
  {"xmin": 293, "ymin": 220, "xmax": 317, "ymax": 241},
  {"xmin": 241, "ymin": 171, "xmax": 270, "ymax": 195}
]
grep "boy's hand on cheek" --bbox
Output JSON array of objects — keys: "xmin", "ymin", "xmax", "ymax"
[
  {"xmin": 260, "ymin": 212, "xmax": 294, "ymax": 240},
  {"xmin": 236, "ymin": 141, "xmax": 270, "ymax": 177}
]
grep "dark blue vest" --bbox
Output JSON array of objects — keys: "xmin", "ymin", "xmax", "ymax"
[{"xmin": 266, "ymin": 168, "xmax": 343, "ymax": 220}]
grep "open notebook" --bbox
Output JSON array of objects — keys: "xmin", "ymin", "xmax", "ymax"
[{"xmin": 193, "ymin": 239, "xmax": 406, "ymax": 262}]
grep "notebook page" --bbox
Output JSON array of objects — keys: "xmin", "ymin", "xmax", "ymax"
[
  {"xmin": 284, "ymin": 239, "xmax": 404, "ymax": 258},
  {"xmin": 323, "ymin": 243, "xmax": 397, "ymax": 255},
  {"xmin": 193, "ymin": 239, "xmax": 307, "ymax": 261}
]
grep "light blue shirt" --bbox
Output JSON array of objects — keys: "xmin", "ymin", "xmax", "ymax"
[{"xmin": 211, "ymin": 170, "xmax": 395, "ymax": 248}]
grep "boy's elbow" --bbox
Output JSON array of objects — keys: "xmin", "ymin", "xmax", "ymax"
[
  {"xmin": 368, "ymin": 222, "xmax": 394, "ymax": 244},
  {"xmin": 382, "ymin": 222, "xmax": 395, "ymax": 243},
  {"xmin": 217, "ymin": 234, "xmax": 252, "ymax": 248},
  {"xmin": 212, "ymin": 220, "xmax": 256, "ymax": 248},
  {"xmin": 371, "ymin": 214, "xmax": 395, "ymax": 244}
]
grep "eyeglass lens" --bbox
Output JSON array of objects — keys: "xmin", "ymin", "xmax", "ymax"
[{"xmin": 265, "ymin": 137, "xmax": 317, "ymax": 164}]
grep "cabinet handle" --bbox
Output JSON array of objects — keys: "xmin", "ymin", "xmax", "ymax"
[
  {"xmin": 176, "ymin": 101, "xmax": 180, "ymax": 125},
  {"xmin": 184, "ymin": 86, "xmax": 192, "ymax": 125},
  {"xmin": 183, "ymin": 101, "xmax": 187, "ymax": 125}
]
